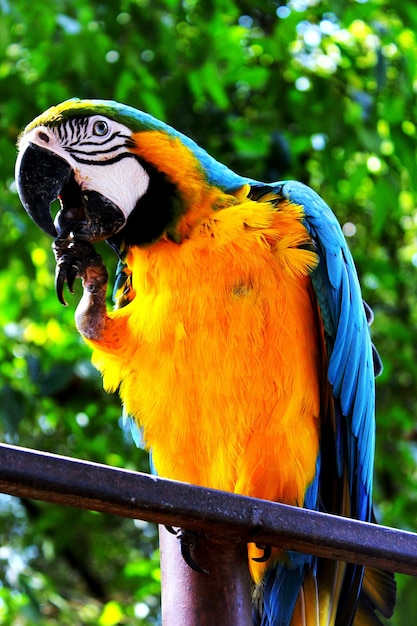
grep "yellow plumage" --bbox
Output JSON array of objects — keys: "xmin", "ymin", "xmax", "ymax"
[{"xmin": 85, "ymin": 188, "xmax": 324, "ymax": 583}]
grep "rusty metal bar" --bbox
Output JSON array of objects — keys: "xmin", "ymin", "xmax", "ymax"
[{"xmin": 0, "ymin": 443, "xmax": 417, "ymax": 576}]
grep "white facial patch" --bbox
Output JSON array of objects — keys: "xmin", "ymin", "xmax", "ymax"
[
  {"xmin": 77, "ymin": 158, "xmax": 150, "ymax": 219},
  {"xmin": 19, "ymin": 116, "xmax": 150, "ymax": 219}
]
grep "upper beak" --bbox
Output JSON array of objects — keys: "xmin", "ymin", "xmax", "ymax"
[
  {"xmin": 15, "ymin": 142, "xmax": 127, "ymax": 243},
  {"xmin": 15, "ymin": 143, "xmax": 72, "ymax": 238}
]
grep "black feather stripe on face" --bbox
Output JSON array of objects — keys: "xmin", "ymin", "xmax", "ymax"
[{"xmin": 107, "ymin": 157, "xmax": 184, "ymax": 253}]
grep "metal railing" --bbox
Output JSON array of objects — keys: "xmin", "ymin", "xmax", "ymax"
[{"xmin": 0, "ymin": 442, "xmax": 415, "ymax": 624}]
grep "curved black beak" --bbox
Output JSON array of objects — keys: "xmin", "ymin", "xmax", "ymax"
[
  {"xmin": 16, "ymin": 142, "xmax": 126, "ymax": 244},
  {"xmin": 15, "ymin": 143, "xmax": 72, "ymax": 238}
]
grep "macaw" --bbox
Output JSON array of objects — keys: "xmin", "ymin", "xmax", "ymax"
[{"xmin": 15, "ymin": 99, "xmax": 395, "ymax": 625}]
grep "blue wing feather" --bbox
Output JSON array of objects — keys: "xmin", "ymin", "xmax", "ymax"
[
  {"xmin": 259, "ymin": 565, "xmax": 308, "ymax": 626},
  {"xmin": 273, "ymin": 180, "xmax": 376, "ymax": 520},
  {"xmin": 241, "ymin": 179, "xmax": 377, "ymax": 625}
]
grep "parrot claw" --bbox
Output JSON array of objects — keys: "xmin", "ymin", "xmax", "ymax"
[
  {"xmin": 55, "ymin": 262, "xmax": 79, "ymax": 305},
  {"xmin": 165, "ymin": 527, "xmax": 209, "ymax": 575},
  {"xmin": 252, "ymin": 544, "xmax": 272, "ymax": 563},
  {"xmin": 52, "ymin": 237, "xmax": 108, "ymax": 306},
  {"xmin": 66, "ymin": 263, "xmax": 79, "ymax": 294},
  {"xmin": 55, "ymin": 265, "xmax": 70, "ymax": 306}
]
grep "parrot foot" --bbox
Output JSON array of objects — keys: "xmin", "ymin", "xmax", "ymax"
[
  {"xmin": 252, "ymin": 544, "xmax": 272, "ymax": 563},
  {"xmin": 52, "ymin": 238, "xmax": 108, "ymax": 306},
  {"xmin": 165, "ymin": 526, "xmax": 209, "ymax": 575}
]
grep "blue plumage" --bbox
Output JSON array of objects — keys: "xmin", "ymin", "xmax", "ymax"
[
  {"xmin": 259, "ymin": 565, "xmax": 308, "ymax": 626},
  {"xmin": 254, "ymin": 180, "xmax": 377, "ymax": 624}
]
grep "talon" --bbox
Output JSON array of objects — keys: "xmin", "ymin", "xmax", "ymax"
[
  {"xmin": 54, "ymin": 260, "xmax": 78, "ymax": 306},
  {"xmin": 55, "ymin": 267, "xmax": 68, "ymax": 306},
  {"xmin": 252, "ymin": 544, "xmax": 272, "ymax": 563},
  {"xmin": 52, "ymin": 237, "xmax": 107, "ymax": 306},
  {"xmin": 171, "ymin": 528, "xmax": 209, "ymax": 574},
  {"xmin": 181, "ymin": 542, "xmax": 209, "ymax": 575},
  {"xmin": 67, "ymin": 264, "xmax": 79, "ymax": 293}
]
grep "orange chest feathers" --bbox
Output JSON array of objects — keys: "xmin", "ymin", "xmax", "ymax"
[{"xmin": 89, "ymin": 197, "xmax": 325, "ymax": 515}]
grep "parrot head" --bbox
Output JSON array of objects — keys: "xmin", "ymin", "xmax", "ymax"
[
  {"xmin": 16, "ymin": 99, "xmax": 179, "ymax": 248},
  {"xmin": 15, "ymin": 98, "xmax": 244, "ymax": 253}
]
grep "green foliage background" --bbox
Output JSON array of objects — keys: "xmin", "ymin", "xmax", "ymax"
[{"xmin": 1, "ymin": 0, "xmax": 416, "ymax": 623}]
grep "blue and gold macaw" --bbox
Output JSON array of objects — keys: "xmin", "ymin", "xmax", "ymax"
[{"xmin": 15, "ymin": 99, "xmax": 395, "ymax": 625}]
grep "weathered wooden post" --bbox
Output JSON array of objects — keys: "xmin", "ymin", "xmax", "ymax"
[{"xmin": 159, "ymin": 525, "xmax": 253, "ymax": 625}]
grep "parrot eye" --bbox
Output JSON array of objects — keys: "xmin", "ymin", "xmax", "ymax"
[{"xmin": 92, "ymin": 120, "xmax": 109, "ymax": 136}]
